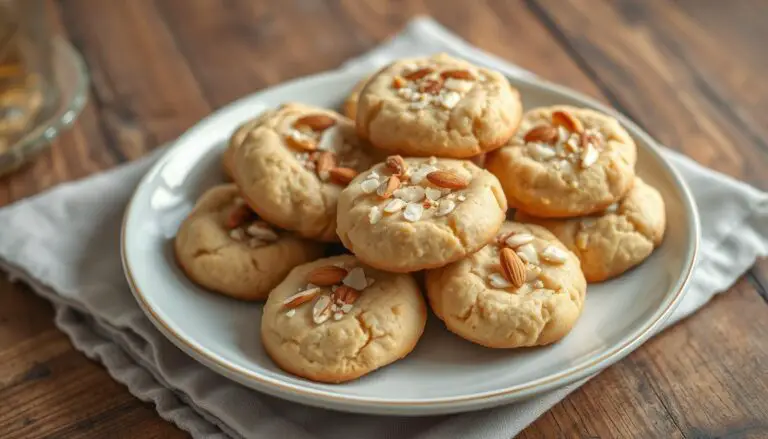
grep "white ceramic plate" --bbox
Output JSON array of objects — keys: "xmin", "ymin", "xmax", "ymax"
[{"xmin": 121, "ymin": 69, "xmax": 699, "ymax": 416}]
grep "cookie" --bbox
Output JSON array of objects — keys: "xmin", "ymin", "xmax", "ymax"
[
  {"xmin": 229, "ymin": 103, "xmax": 380, "ymax": 241},
  {"xmin": 223, "ymin": 116, "xmax": 265, "ymax": 180},
  {"xmin": 486, "ymin": 106, "xmax": 637, "ymax": 217},
  {"xmin": 336, "ymin": 156, "xmax": 507, "ymax": 272},
  {"xmin": 355, "ymin": 53, "xmax": 523, "ymax": 158},
  {"xmin": 174, "ymin": 184, "xmax": 325, "ymax": 301},
  {"xmin": 261, "ymin": 254, "xmax": 427, "ymax": 383},
  {"xmin": 342, "ymin": 75, "xmax": 370, "ymax": 119},
  {"xmin": 515, "ymin": 177, "xmax": 665, "ymax": 282},
  {"xmin": 426, "ymin": 221, "xmax": 586, "ymax": 348}
]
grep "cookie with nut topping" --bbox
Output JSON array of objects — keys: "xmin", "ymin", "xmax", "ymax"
[
  {"xmin": 425, "ymin": 221, "xmax": 586, "ymax": 348},
  {"xmin": 174, "ymin": 184, "xmax": 325, "ymax": 301},
  {"xmin": 515, "ymin": 177, "xmax": 665, "ymax": 282},
  {"xmin": 228, "ymin": 103, "xmax": 381, "ymax": 241},
  {"xmin": 355, "ymin": 53, "xmax": 523, "ymax": 158},
  {"xmin": 336, "ymin": 156, "xmax": 507, "ymax": 272},
  {"xmin": 486, "ymin": 106, "xmax": 637, "ymax": 217},
  {"xmin": 342, "ymin": 74, "xmax": 371, "ymax": 119},
  {"xmin": 261, "ymin": 254, "xmax": 427, "ymax": 383}
]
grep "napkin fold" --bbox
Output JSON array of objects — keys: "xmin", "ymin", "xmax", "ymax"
[{"xmin": 1, "ymin": 18, "xmax": 767, "ymax": 439}]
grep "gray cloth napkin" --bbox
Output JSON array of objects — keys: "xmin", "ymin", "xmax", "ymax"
[{"xmin": 1, "ymin": 18, "xmax": 767, "ymax": 439}]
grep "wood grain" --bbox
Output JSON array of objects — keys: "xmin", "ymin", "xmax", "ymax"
[{"xmin": 0, "ymin": 1, "xmax": 765, "ymax": 438}]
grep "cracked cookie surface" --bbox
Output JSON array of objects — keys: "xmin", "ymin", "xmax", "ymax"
[
  {"xmin": 486, "ymin": 105, "xmax": 637, "ymax": 217},
  {"xmin": 229, "ymin": 103, "xmax": 381, "ymax": 241},
  {"xmin": 426, "ymin": 221, "xmax": 586, "ymax": 348},
  {"xmin": 516, "ymin": 177, "xmax": 665, "ymax": 282},
  {"xmin": 355, "ymin": 53, "xmax": 522, "ymax": 158},
  {"xmin": 174, "ymin": 184, "xmax": 325, "ymax": 300},
  {"xmin": 261, "ymin": 254, "xmax": 427, "ymax": 383},
  {"xmin": 336, "ymin": 156, "xmax": 507, "ymax": 272}
]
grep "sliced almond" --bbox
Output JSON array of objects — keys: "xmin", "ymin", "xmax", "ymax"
[
  {"xmin": 285, "ymin": 132, "xmax": 317, "ymax": 151},
  {"xmin": 360, "ymin": 178, "xmax": 380, "ymax": 194},
  {"xmin": 226, "ymin": 205, "xmax": 254, "ymax": 229},
  {"xmin": 523, "ymin": 125, "xmax": 558, "ymax": 144},
  {"xmin": 403, "ymin": 203, "xmax": 424, "ymax": 222},
  {"xmin": 283, "ymin": 287, "xmax": 321, "ymax": 309},
  {"xmin": 426, "ymin": 170, "xmax": 469, "ymax": 189},
  {"xmin": 540, "ymin": 245, "xmax": 568, "ymax": 264},
  {"xmin": 552, "ymin": 110, "xmax": 584, "ymax": 134},
  {"xmin": 488, "ymin": 272, "xmax": 513, "ymax": 289},
  {"xmin": 386, "ymin": 155, "xmax": 407, "ymax": 175},
  {"xmin": 312, "ymin": 295, "xmax": 332, "ymax": 324},
  {"xmin": 505, "ymin": 233, "xmax": 535, "ymax": 248},
  {"xmin": 342, "ymin": 267, "xmax": 368, "ymax": 291},
  {"xmin": 334, "ymin": 285, "xmax": 360, "ymax": 305},
  {"xmin": 403, "ymin": 67, "xmax": 433, "ymax": 81},
  {"xmin": 419, "ymin": 79, "xmax": 442, "ymax": 95},
  {"xmin": 500, "ymin": 247, "xmax": 526, "ymax": 288},
  {"xmin": 328, "ymin": 167, "xmax": 358, "ymax": 185},
  {"xmin": 307, "ymin": 265, "xmax": 349, "ymax": 286},
  {"xmin": 294, "ymin": 114, "xmax": 336, "ymax": 132},
  {"xmin": 315, "ymin": 151, "xmax": 337, "ymax": 179},
  {"xmin": 496, "ymin": 232, "xmax": 514, "ymax": 245},
  {"xmin": 391, "ymin": 76, "xmax": 406, "ymax": 89},
  {"xmin": 377, "ymin": 175, "xmax": 400, "ymax": 199},
  {"xmin": 580, "ymin": 142, "xmax": 599, "ymax": 168},
  {"xmin": 440, "ymin": 69, "xmax": 474, "ymax": 80}
]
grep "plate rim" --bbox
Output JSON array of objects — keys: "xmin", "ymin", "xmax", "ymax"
[{"xmin": 121, "ymin": 67, "xmax": 700, "ymax": 414}]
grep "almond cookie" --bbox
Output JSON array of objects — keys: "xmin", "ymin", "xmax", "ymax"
[
  {"xmin": 342, "ymin": 75, "xmax": 370, "ymax": 119},
  {"xmin": 223, "ymin": 116, "xmax": 264, "ymax": 180},
  {"xmin": 426, "ymin": 221, "xmax": 586, "ymax": 348},
  {"xmin": 356, "ymin": 53, "xmax": 523, "ymax": 158},
  {"xmin": 515, "ymin": 177, "xmax": 665, "ymax": 282},
  {"xmin": 336, "ymin": 156, "xmax": 507, "ymax": 272},
  {"xmin": 261, "ymin": 254, "xmax": 427, "ymax": 383},
  {"xmin": 486, "ymin": 106, "xmax": 637, "ymax": 217},
  {"xmin": 174, "ymin": 184, "xmax": 325, "ymax": 301},
  {"xmin": 229, "ymin": 103, "xmax": 380, "ymax": 241}
]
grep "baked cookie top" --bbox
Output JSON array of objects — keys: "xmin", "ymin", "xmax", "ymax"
[
  {"xmin": 486, "ymin": 106, "xmax": 637, "ymax": 217},
  {"xmin": 516, "ymin": 177, "xmax": 665, "ymax": 282},
  {"xmin": 174, "ymin": 184, "xmax": 324, "ymax": 301},
  {"xmin": 336, "ymin": 156, "xmax": 507, "ymax": 272},
  {"xmin": 355, "ymin": 53, "xmax": 522, "ymax": 158},
  {"xmin": 229, "ymin": 103, "xmax": 380, "ymax": 241},
  {"xmin": 342, "ymin": 75, "xmax": 370, "ymax": 120},
  {"xmin": 261, "ymin": 254, "xmax": 426, "ymax": 383},
  {"xmin": 426, "ymin": 221, "xmax": 586, "ymax": 348}
]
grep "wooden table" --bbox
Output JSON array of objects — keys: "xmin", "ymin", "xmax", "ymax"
[{"xmin": 1, "ymin": 1, "xmax": 767, "ymax": 437}]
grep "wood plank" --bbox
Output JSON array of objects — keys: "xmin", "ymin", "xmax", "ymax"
[
  {"xmin": 0, "ymin": 283, "xmax": 187, "ymax": 439},
  {"xmin": 152, "ymin": 0, "xmax": 604, "ymax": 108},
  {"xmin": 530, "ymin": 0, "xmax": 768, "ymax": 189},
  {"xmin": 57, "ymin": 0, "xmax": 213, "ymax": 160}
]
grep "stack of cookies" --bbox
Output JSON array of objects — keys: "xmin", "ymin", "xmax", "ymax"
[{"xmin": 174, "ymin": 53, "xmax": 666, "ymax": 384}]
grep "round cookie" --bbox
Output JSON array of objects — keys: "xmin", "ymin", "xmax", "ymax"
[
  {"xmin": 223, "ymin": 116, "xmax": 265, "ymax": 180},
  {"xmin": 486, "ymin": 105, "xmax": 637, "ymax": 217},
  {"xmin": 229, "ymin": 103, "xmax": 380, "ymax": 241},
  {"xmin": 336, "ymin": 156, "xmax": 508, "ymax": 272},
  {"xmin": 426, "ymin": 222, "xmax": 586, "ymax": 348},
  {"xmin": 261, "ymin": 254, "xmax": 427, "ymax": 383},
  {"xmin": 355, "ymin": 53, "xmax": 523, "ymax": 158},
  {"xmin": 342, "ymin": 75, "xmax": 370, "ymax": 119},
  {"xmin": 174, "ymin": 184, "xmax": 325, "ymax": 300},
  {"xmin": 515, "ymin": 177, "xmax": 665, "ymax": 282}
]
